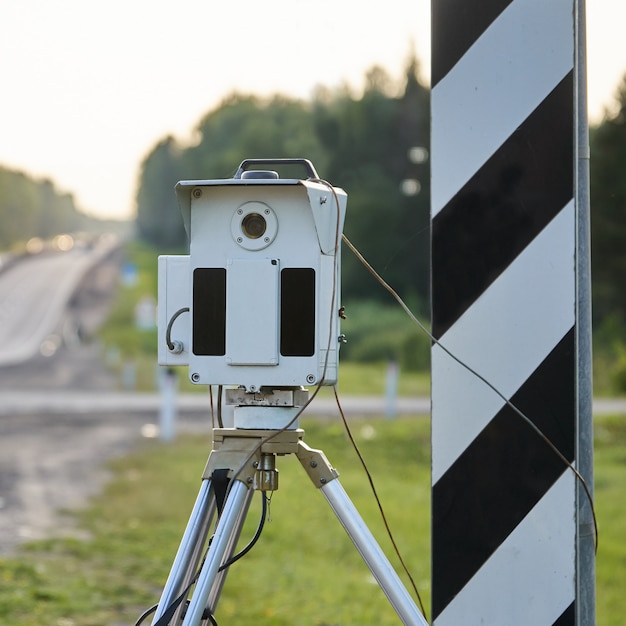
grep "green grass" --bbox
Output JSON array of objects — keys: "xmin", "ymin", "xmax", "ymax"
[
  {"xmin": 593, "ymin": 415, "xmax": 626, "ymax": 625},
  {"xmin": 1, "ymin": 414, "xmax": 625, "ymax": 625},
  {"xmin": 316, "ymin": 361, "xmax": 430, "ymax": 398},
  {"xmin": 0, "ymin": 417, "xmax": 431, "ymax": 625}
]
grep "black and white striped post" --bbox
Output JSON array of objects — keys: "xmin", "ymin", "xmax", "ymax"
[{"xmin": 430, "ymin": 1, "xmax": 594, "ymax": 624}]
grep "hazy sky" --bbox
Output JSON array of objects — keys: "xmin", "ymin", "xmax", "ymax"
[{"xmin": 1, "ymin": 1, "xmax": 624, "ymax": 220}]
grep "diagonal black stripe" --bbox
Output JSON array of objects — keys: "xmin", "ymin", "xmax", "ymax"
[
  {"xmin": 431, "ymin": 327, "xmax": 575, "ymax": 619},
  {"xmin": 553, "ymin": 601, "xmax": 575, "ymax": 625},
  {"xmin": 431, "ymin": 0, "xmax": 513, "ymax": 87},
  {"xmin": 431, "ymin": 71, "xmax": 574, "ymax": 339}
]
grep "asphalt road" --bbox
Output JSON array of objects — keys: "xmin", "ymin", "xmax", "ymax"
[
  {"xmin": 0, "ymin": 243, "xmax": 142, "ymax": 555},
  {"xmin": 0, "ymin": 239, "xmax": 118, "ymax": 368}
]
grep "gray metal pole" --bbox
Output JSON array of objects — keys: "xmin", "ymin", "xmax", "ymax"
[{"xmin": 575, "ymin": 0, "xmax": 596, "ymax": 624}]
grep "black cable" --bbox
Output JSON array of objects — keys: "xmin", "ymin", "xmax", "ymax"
[
  {"xmin": 219, "ymin": 491, "xmax": 268, "ymax": 571},
  {"xmin": 216, "ymin": 385, "xmax": 224, "ymax": 429},
  {"xmin": 143, "ymin": 492, "xmax": 267, "ymax": 626},
  {"xmin": 165, "ymin": 306, "xmax": 189, "ymax": 351},
  {"xmin": 209, "ymin": 384, "xmax": 215, "ymax": 428},
  {"xmin": 209, "ymin": 386, "xmax": 224, "ymax": 429},
  {"xmin": 134, "ymin": 603, "xmax": 157, "ymax": 626}
]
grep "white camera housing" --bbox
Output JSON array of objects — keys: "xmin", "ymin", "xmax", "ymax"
[{"xmin": 158, "ymin": 159, "xmax": 347, "ymax": 392}]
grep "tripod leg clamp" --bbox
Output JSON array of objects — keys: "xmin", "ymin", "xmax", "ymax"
[{"xmin": 296, "ymin": 441, "xmax": 340, "ymax": 488}]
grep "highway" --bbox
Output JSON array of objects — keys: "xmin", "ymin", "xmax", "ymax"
[{"xmin": 0, "ymin": 239, "xmax": 115, "ymax": 366}]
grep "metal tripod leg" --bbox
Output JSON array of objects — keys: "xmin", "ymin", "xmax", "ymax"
[
  {"xmin": 152, "ymin": 479, "xmax": 216, "ymax": 625},
  {"xmin": 321, "ymin": 479, "xmax": 428, "ymax": 626},
  {"xmin": 151, "ymin": 425, "xmax": 296, "ymax": 625},
  {"xmin": 297, "ymin": 441, "xmax": 428, "ymax": 626},
  {"xmin": 150, "ymin": 473, "xmax": 253, "ymax": 626},
  {"xmin": 205, "ymin": 486, "xmax": 254, "ymax": 614},
  {"xmin": 182, "ymin": 480, "xmax": 251, "ymax": 625}
]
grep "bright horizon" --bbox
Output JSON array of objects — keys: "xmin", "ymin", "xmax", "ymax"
[{"xmin": 1, "ymin": 0, "xmax": 624, "ymax": 221}]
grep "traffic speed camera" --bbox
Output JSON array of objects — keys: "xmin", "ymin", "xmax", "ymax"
[{"xmin": 158, "ymin": 159, "xmax": 347, "ymax": 392}]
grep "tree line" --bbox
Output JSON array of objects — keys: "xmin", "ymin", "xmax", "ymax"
[
  {"xmin": 589, "ymin": 75, "xmax": 626, "ymax": 329},
  {"xmin": 0, "ymin": 168, "xmax": 93, "ymax": 249},
  {"xmin": 135, "ymin": 59, "xmax": 431, "ymax": 315},
  {"xmin": 588, "ymin": 75, "xmax": 626, "ymax": 391},
  {"xmin": 1, "ymin": 58, "xmax": 622, "ymax": 337}
]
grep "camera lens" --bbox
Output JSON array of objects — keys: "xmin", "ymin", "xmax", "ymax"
[
  {"xmin": 241, "ymin": 212, "xmax": 267, "ymax": 239},
  {"xmin": 231, "ymin": 202, "xmax": 276, "ymax": 250}
]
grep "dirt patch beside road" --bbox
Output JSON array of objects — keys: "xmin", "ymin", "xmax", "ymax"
[
  {"xmin": 0, "ymin": 408, "xmax": 155, "ymax": 554},
  {"xmin": 0, "ymin": 248, "xmax": 167, "ymax": 555}
]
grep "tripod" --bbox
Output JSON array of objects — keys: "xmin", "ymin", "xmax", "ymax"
[{"xmin": 148, "ymin": 388, "xmax": 427, "ymax": 626}]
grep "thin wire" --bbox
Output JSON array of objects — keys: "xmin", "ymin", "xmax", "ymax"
[
  {"xmin": 342, "ymin": 232, "xmax": 599, "ymax": 552},
  {"xmin": 333, "ymin": 386, "xmax": 429, "ymax": 620},
  {"xmin": 208, "ymin": 385, "xmax": 224, "ymax": 429}
]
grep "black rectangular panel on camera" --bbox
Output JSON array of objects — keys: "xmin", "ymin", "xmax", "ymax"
[
  {"xmin": 280, "ymin": 268, "xmax": 315, "ymax": 357},
  {"xmin": 193, "ymin": 268, "xmax": 226, "ymax": 355}
]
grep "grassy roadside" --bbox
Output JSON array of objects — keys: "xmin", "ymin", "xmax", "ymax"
[
  {"xmin": 593, "ymin": 414, "xmax": 626, "ymax": 624},
  {"xmin": 0, "ymin": 416, "xmax": 431, "ymax": 625},
  {"xmin": 0, "ymin": 413, "xmax": 625, "ymax": 625}
]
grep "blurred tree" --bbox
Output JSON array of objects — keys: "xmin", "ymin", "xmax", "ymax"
[
  {"xmin": 135, "ymin": 95, "xmax": 326, "ymax": 248},
  {"xmin": 313, "ymin": 56, "xmax": 430, "ymax": 312},
  {"xmin": 589, "ymin": 74, "xmax": 626, "ymax": 325},
  {"xmin": 136, "ymin": 136, "xmax": 187, "ymax": 249},
  {"xmin": 134, "ymin": 59, "xmax": 431, "ymax": 310},
  {"xmin": 183, "ymin": 93, "xmax": 327, "ymax": 179},
  {"xmin": 0, "ymin": 166, "xmax": 88, "ymax": 249}
]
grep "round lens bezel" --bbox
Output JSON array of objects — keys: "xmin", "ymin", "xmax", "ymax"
[{"xmin": 231, "ymin": 201, "xmax": 277, "ymax": 250}]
